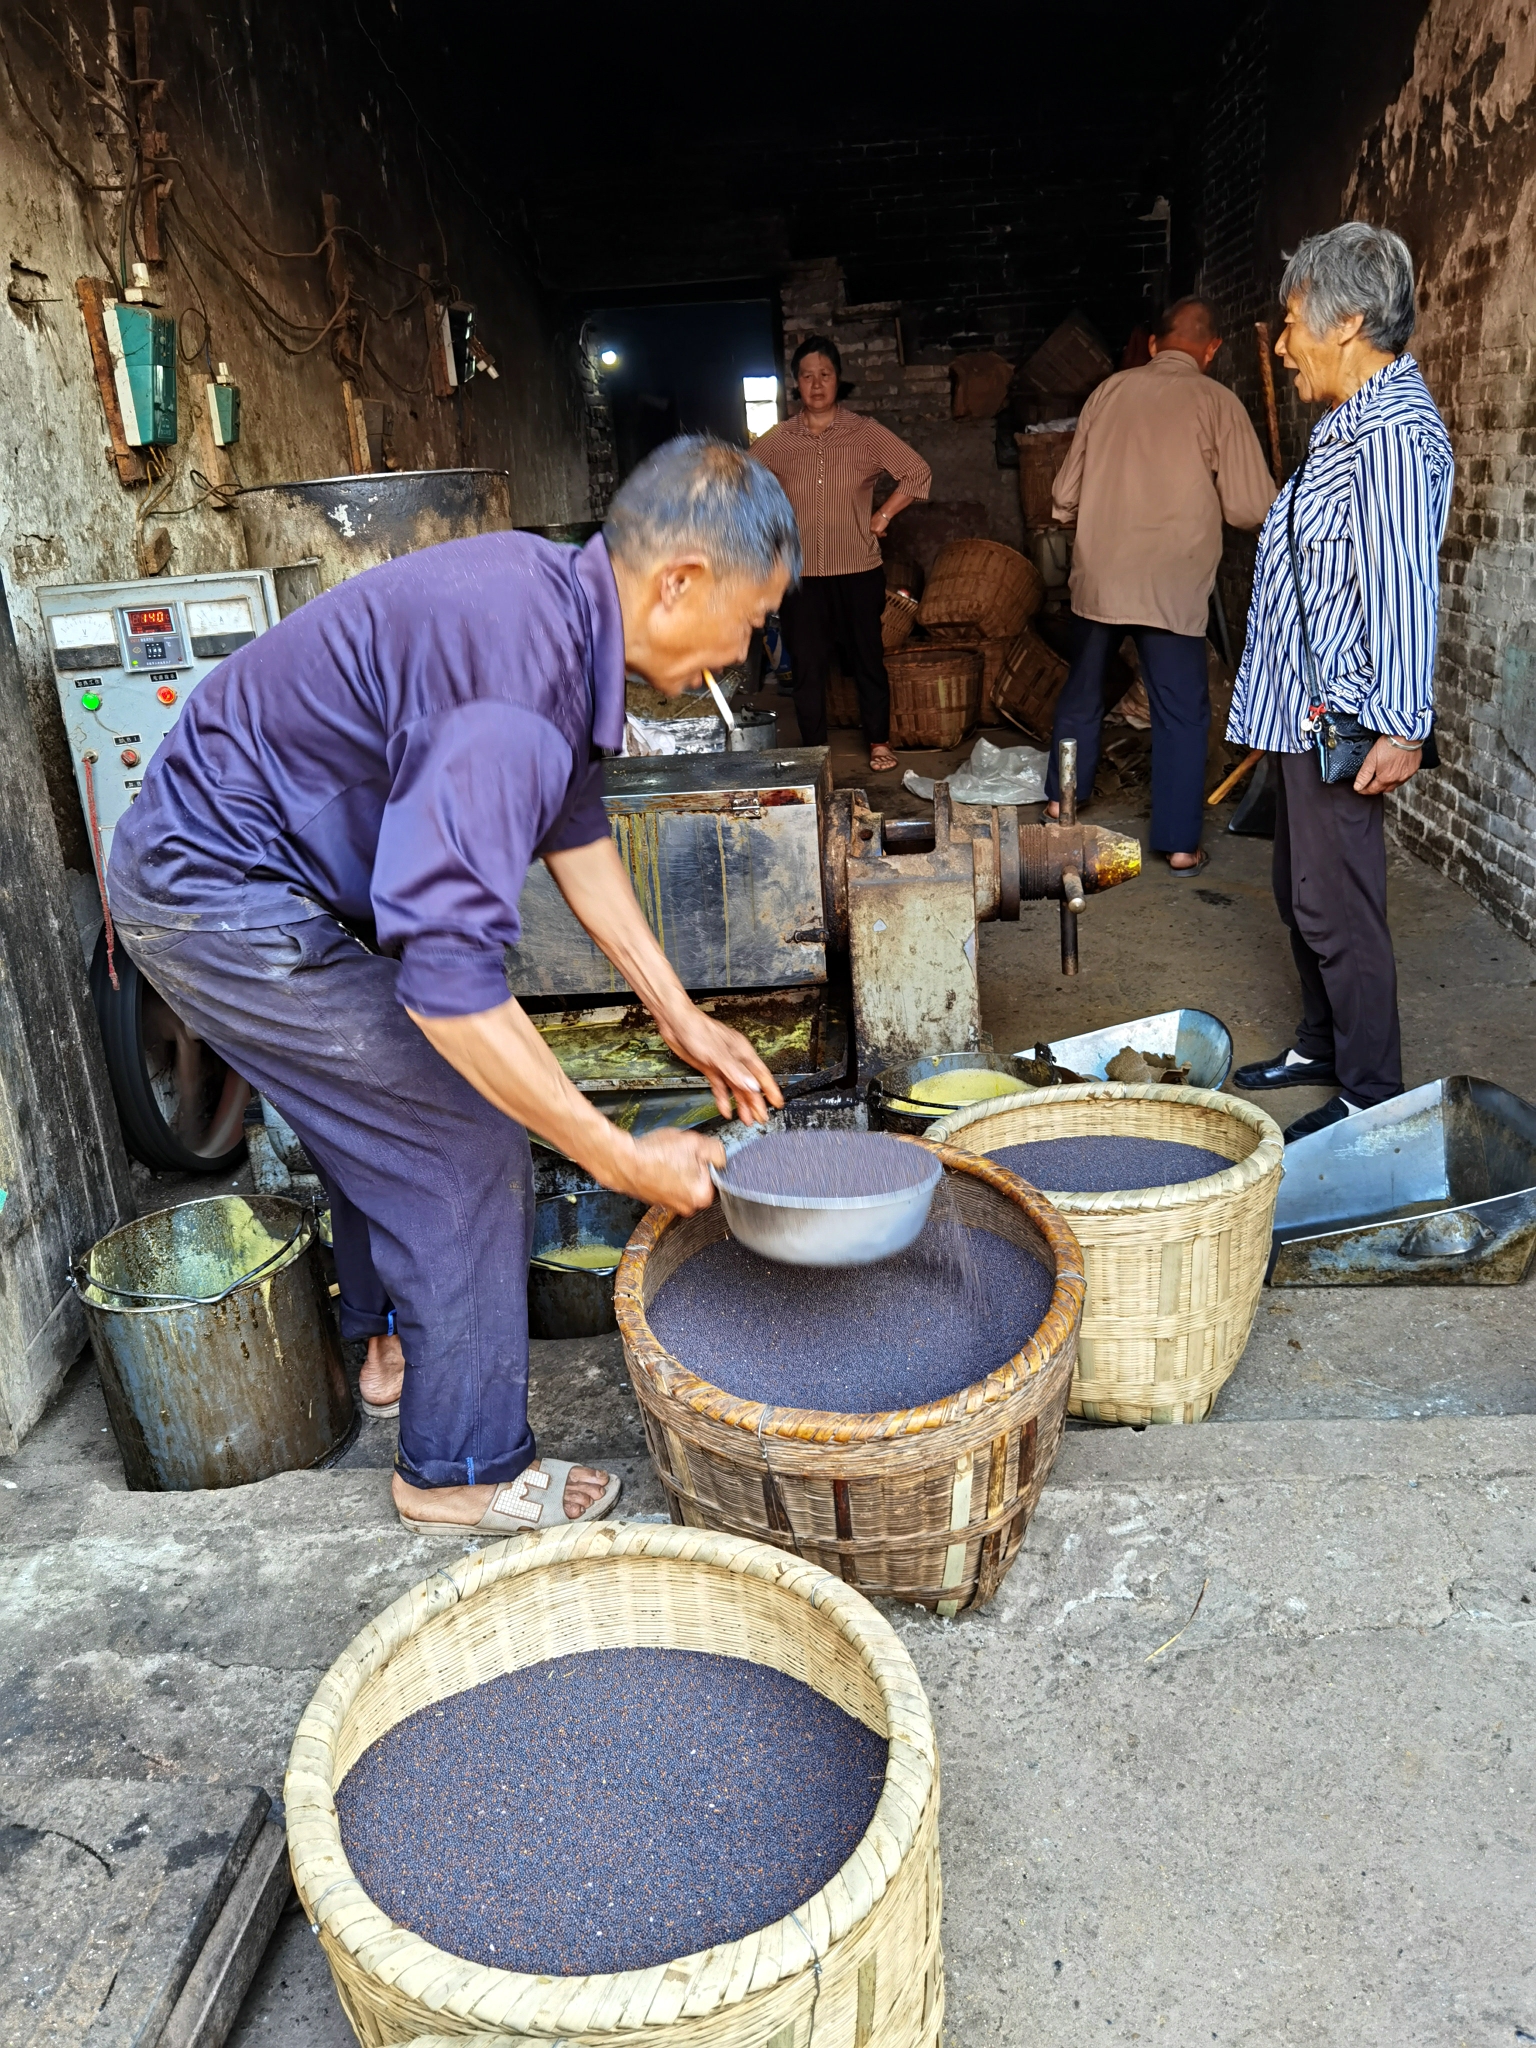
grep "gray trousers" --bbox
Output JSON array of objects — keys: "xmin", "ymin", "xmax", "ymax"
[{"xmin": 1272, "ymin": 751, "xmax": 1403, "ymax": 1106}]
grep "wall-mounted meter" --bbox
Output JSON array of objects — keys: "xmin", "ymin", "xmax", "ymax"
[{"xmin": 38, "ymin": 569, "xmax": 280, "ymax": 874}]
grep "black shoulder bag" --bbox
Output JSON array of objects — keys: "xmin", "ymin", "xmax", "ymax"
[{"xmin": 1285, "ymin": 446, "xmax": 1437, "ymax": 783}]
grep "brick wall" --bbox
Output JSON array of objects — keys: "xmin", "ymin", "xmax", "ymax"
[{"xmin": 1346, "ymin": 0, "xmax": 1536, "ymax": 939}]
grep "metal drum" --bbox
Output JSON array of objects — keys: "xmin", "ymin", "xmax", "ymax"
[
  {"xmin": 236, "ymin": 468, "xmax": 512, "ymax": 597},
  {"xmin": 73, "ymin": 1195, "xmax": 353, "ymax": 1490}
]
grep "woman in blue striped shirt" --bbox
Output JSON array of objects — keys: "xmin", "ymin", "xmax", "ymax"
[{"xmin": 1229, "ymin": 224, "xmax": 1454, "ymax": 1142}]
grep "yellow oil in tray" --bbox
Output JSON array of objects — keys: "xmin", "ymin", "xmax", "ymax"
[
  {"xmin": 532, "ymin": 1244, "xmax": 624, "ymax": 1271},
  {"xmin": 898, "ymin": 1069, "xmax": 1031, "ymax": 1111}
]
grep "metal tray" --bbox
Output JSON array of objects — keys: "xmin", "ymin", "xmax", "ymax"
[
  {"xmin": 1269, "ymin": 1075, "xmax": 1536, "ymax": 1286},
  {"xmin": 1024, "ymin": 1008, "xmax": 1234, "ymax": 1092}
]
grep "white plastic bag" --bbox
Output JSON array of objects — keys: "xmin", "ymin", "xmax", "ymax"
[{"xmin": 902, "ymin": 736, "xmax": 1049, "ymax": 807}]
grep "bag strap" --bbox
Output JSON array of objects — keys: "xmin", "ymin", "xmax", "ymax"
[{"xmin": 1283, "ymin": 444, "xmax": 1328, "ymax": 725}]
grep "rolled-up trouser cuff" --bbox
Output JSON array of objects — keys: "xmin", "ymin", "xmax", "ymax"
[
  {"xmin": 393, "ymin": 1429, "xmax": 537, "ymax": 1492},
  {"xmin": 338, "ymin": 1295, "xmax": 394, "ymax": 1342}
]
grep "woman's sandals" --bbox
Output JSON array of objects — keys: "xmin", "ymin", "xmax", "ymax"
[{"xmin": 394, "ymin": 1458, "xmax": 622, "ymax": 1536}]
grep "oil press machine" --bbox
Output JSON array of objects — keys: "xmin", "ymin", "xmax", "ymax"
[{"xmin": 509, "ymin": 742, "xmax": 1141, "ymax": 1124}]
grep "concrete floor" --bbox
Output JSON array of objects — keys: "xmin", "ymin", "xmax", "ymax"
[{"xmin": 4, "ymin": 734, "xmax": 1535, "ymax": 2047}]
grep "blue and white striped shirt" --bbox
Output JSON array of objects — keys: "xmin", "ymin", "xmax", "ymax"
[{"xmin": 1228, "ymin": 353, "xmax": 1454, "ymax": 752}]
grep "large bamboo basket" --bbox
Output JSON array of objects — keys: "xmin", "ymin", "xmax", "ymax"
[
  {"xmin": 918, "ymin": 539, "xmax": 1043, "ymax": 640},
  {"xmin": 286, "ymin": 1524, "xmax": 942, "ymax": 2048},
  {"xmin": 927, "ymin": 1085, "xmax": 1284, "ymax": 1425},
  {"xmin": 992, "ymin": 627, "xmax": 1069, "ymax": 742},
  {"xmin": 886, "ymin": 645, "xmax": 981, "ymax": 750},
  {"xmin": 615, "ymin": 1146, "xmax": 1084, "ymax": 1615}
]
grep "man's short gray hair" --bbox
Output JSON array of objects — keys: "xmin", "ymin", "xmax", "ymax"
[
  {"xmin": 1280, "ymin": 223, "xmax": 1417, "ymax": 354},
  {"xmin": 605, "ymin": 435, "xmax": 802, "ymax": 584}
]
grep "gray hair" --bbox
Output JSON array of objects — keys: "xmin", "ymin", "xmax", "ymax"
[
  {"xmin": 1280, "ymin": 223, "xmax": 1417, "ymax": 353},
  {"xmin": 605, "ymin": 434, "xmax": 802, "ymax": 584}
]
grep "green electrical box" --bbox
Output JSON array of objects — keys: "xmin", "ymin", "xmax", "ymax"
[
  {"xmin": 207, "ymin": 378, "xmax": 241, "ymax": 446},
  {"xmin": 105, "ymin": 302, "xmax": 177, "ymax": 446}
]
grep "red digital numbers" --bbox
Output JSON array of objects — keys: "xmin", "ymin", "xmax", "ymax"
[{"xmin": 126, "ymin": 607, "xmax": 174, "ymax": 635}]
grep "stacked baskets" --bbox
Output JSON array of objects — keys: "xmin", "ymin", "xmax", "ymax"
[
  {"xmin": 615, "ymin": 1145, "xmax": 1084, "ymax": 1614},
  {"xmin": 928, "ymin": 1084, "xmax": 1284, "ymax": 1424},
  {"xmin": 287, "ymin": 1524, "xmax": 944, "ymax": 2047},
  {"xmin": 885, "ymin": 645, "xmax": 983, "ymax": 749}
]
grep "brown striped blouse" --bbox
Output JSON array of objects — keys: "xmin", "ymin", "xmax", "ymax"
[{"xmin": 749, "ymin": 408, "xmax": 932, "ymax": 578}]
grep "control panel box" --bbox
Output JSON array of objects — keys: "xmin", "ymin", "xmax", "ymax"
[{"xmin": 39, "ymin": 570, "xmax": 280, "ymax": 878}]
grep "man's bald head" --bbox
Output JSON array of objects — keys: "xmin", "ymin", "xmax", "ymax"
[{"xmin": 1149, "ymin": 296, "xmax": 1223, "ymax": 372}]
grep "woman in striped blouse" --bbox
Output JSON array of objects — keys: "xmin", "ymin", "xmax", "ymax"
[
  {"xmin": 750, "ymin": 335, "xmax": 932, "ymax": 772},
  {"xmin": 1228, "ymin": 224, "xmax": 1454, "ymax": 1142}
]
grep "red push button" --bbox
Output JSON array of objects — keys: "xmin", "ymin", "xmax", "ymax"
[
  {"xmin": 120, "ymin": 748, "xmax": 141, "ymax": 767},
  {"xmin": 155, "ymin": 684, "xmax": 177, "ymax": 705}
]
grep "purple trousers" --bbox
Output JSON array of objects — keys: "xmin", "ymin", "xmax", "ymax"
[{"xmin": 115, "ymin": 913, "xmax": 536, "ymax": 1489}]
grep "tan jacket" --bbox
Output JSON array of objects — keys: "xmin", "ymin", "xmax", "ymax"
[{"xmin": 1051, "ymin": 350, "xmax": 1277, "ymax": 636}]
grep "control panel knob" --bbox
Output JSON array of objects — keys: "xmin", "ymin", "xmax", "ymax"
[
  {"xmin": 155, "ymin": 684, "xmax": 178, "ymax": 705},
  {"xmin": 80, "ymin": 691, "xmax": 102, "ymax": 710},
  {"xmin": 120, "ymin": 747, "xmax": 141, "ymax": 767}
]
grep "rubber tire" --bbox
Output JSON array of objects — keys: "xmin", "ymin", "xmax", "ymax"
[{"xmin": 89, "ymin": 928, "xmax": 249, "ymax": 1174}]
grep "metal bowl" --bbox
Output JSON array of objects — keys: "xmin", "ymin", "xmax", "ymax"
[
  {"xmin": 710, "ymin": 1130, "xmax": 943, "ymax": 1267},
  {"xmin": 1033, "ymin": 1008, "xmax": 1234, "ymax": 1092},
  {"xmin": 528, "ymin": 1190, "xmax": 647, "ymax": 1337}
]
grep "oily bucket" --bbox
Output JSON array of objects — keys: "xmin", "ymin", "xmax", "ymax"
[{"xmin": 73, "ymin": 1195, "xmax": 354, "ymax": 1490}]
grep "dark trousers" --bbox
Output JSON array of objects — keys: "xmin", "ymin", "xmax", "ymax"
[
  {"xmin": 1272, "ymin": 750, "xmax": 1402, "ymax": 1106},
  {"xmin": 1044, "ymin": 614, "xmax": 1210, "ymax": 854},
  {"xmin": 779, "ymin": 566, "xmax": 890, "ymax": 746},
  {"xmin": 114, "ymin": 913, "xmax": 537, "ymax": 1490}
]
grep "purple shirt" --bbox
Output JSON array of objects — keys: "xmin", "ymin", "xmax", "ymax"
[{"xmin": 109, "ymin": 532, "xmax": 625, "ymax": 1018}]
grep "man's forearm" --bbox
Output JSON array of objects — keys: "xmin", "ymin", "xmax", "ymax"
[
  {"xmin": 544, "ymin": 836, "xmax": 693, "ymax": 1025},
  {"xmin": 407, "ymin": 996, "xmax": 637, "ymax": 1187}
]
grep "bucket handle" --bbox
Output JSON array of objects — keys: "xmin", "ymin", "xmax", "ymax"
[{"xmin": 72, "ymin": 1212, "xmax": 308, "ymax": 1309}]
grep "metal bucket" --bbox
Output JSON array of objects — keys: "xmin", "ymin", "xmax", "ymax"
[
  {"xmin": 236, "ymin": 469, "xmax": 512, "ymax": 594},
  {"xmin": 73, "ymin": 1196, "xmax": 354, "ymax": 1490},
  {"xmin": 528, "ymin": 1191, "xmax": 647, "ymax": 1338}
]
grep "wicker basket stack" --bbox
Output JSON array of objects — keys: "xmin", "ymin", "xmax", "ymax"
[
  {"xmin": 918, "ymin": 540, "xmax": 1044, "ymax": 641},
  {"xmin": 615, "ymin": 1145, "xmax": 1085, "ymax": 1614},
  {"xmin": 926, "ymin": 1084, "xmax": 1285, "ymax": 1425},
  {"xmin": 885, "ymin": 644, "xmax": 982, "ymax": 749},
  {"xmin": 287, "ymin": 1523, "xmax": 944, "ymax": 2047}
]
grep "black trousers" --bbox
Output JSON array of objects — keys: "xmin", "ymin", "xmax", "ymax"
[
  {"xmin": 779, "ymin": 566, "xmax": 889, "ymax": 746},
  {"xmin": 1273, "ymin": 749, "xmax": 1403, "ymax": 1106},
  {"xmin": 1044, "ymin": 614, "xmax": 1210, "ymax": 854}
]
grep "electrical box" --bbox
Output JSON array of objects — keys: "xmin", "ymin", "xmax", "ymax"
[
  {"xmin": 37, "ymin": 569, "xmax": 280, "ymax": 882},
  {"xmin": 438, "ymin": 301, "xmax": 478, "ymax": 387},
  {"xmin": 206, "ymin": 378, "xmax": 241, "ymax": 446},
  {"xmin": 103, "ymin": 302, "xmax": 177, "ymax": 445}
]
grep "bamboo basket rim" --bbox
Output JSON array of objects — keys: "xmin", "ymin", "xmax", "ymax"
[
  {"xmin": 285, "ymin": 1522, "xmax": 936, "ymax": 2036},
  {"xmin": 885, "ymin": 643, "xmax": 983, "ymax": 670},
  {"xmin": 925, "ymin": 1082, "xmax": 1284, "ymax": 1215},
  {"xmin": 615, "ymin": 1142, "xmax": 1085, "ymax": 1444}
]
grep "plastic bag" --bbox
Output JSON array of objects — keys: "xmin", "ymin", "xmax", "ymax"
[{"xmin": 902, "ymin": 736, "xmax": 1049, "ymax": 807}]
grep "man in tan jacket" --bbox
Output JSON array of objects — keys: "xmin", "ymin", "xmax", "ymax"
[{"xmin": 1045, "ymin": 297, "xmax": 1276, "ymax": 869}]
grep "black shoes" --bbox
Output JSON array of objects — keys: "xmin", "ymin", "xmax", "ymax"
[
  {"xmin": 1233, "ymin": 1049, "xmax": 1340, "ymax": 1091},
  {"xmin": 1283, "ymin": 1096, "xmax": 1354, "ymax": 1143}
]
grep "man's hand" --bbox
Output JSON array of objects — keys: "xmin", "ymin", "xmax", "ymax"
[
  {"xmin": 608, "ymin": 1128, "xmax": 726, "ymax": 1215},
  {"xmin": 1355, "ymin": 737, "xmax": 1422, "ymax": 795},
  {"xmin": 654, "ymin": 1003, "xmax": 783, "ymax": 1124}
]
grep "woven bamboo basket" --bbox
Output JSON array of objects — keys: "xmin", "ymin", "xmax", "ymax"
[
  {"xmin": 615, "ymin": 1145, "xmax": 1084, "ymax": 1614},
  {"xmin": 926, "ymin": 1085, "xmax": 1285, "ymax": 1425},
  {"xmin": 991, "ymin": 627, "xmax": 1069, "ymax": 742},
  {"xmin": 286, "ymin": 1523, "xmax": 942, "ymax": 2048},
  {"xmin": 1013, "ymin": 431, "xmax": 1075, "ymax": 528},
  {"xmin": 886, "ymin": 645, "xmax": 981, "ymax": 750},
  {"xmin": 881, "ymin": 588, "xmax": 919, "ymax": 651},
  {"xmin": 918, "ymin": 540, "xmax": 1043, "ymax": 640}
]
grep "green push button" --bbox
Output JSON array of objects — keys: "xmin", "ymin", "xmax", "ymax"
[{"xmin": 80, "ymin": 691, "xmax": 102, "ymax": 710}]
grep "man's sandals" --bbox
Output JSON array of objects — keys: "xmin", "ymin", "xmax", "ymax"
[{"xmin": 394, "ymin": 1458, "xmax": 622, "ymax": 1536}]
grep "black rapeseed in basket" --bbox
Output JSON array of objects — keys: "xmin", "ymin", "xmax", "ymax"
[
  {"xmin": 336, "ymin": 1647, "xmax": 886, "ymax": 1977},
  {"xmin": 990, "ymin": 1134, "xmax": 1230, "ymax": 1195}
]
